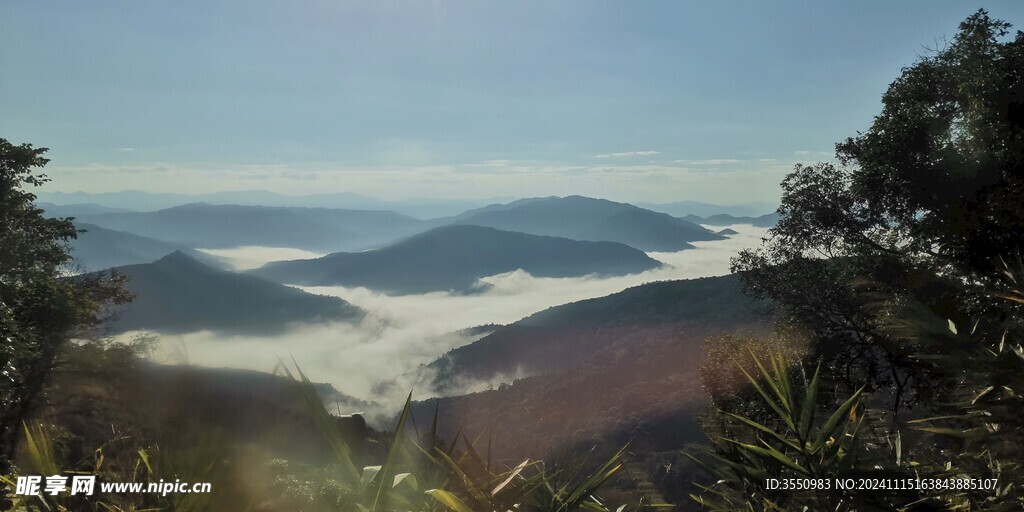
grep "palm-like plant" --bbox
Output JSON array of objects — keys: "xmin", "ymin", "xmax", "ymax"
[{"xmin": 689, "ymin": 350, "xmax": 867, "ymax": 511}]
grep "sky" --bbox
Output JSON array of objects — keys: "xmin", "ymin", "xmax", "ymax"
[{"xmin": 3, "ymin": 1, "xmax": 1023, "ymax": 204}]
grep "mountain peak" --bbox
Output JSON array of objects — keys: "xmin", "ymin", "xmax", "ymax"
[{"xmin": 155, "ymin": 250, "xmax": 205, "ymax": 266}]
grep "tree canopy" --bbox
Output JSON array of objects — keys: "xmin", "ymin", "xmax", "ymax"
[
  {"xmin": 698, "ymin": 10, "xmax": 1024, "ymax": 510},
  {"xmin": 0, "ymin": 139, "xmax": 129, "ymax": 478}
]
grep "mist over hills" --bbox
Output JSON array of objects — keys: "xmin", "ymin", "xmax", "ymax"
[
  {"xmin": 452, "ymin": 196, "xmax": 722, "ymax": 251},
  {"xmin": 250, "ymin": 225, "xmax": 663, "ymax": 295},
  {"xmin": 101, "ymin": 251, "xmax": 363, "ymax": 334},
  {"xmin": 37, "ymin": 202, "xmax": 135, "ymax": 216},
  {"xmin": 68, "ymin": 222, "xmax": 226, "ymax": 272},
  {"xmin": 638, "ymin": 199, "xmax": 777, "ymax": 218}
]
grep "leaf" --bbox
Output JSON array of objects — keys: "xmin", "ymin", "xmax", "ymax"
[
  {"xmin": 491, "ymin": 459, "xmax": 530, "ymax": 496},
  {"xmin": 733, "ymin": 356, "xmax": 797, "ymax": 432},
  {"xmin": 361, "ymin": 466, "xmax": 382, "ymax": 489},
  {"xmin": 895, "ymin": 431, "xmax": 902, "ymax": 467},
  {"xmin": 426, "ymin": 489, "xmax": 474, "ymax": 512},
  {"xmin": 798, "ymin": 365, "xmax": 820, "ymax": 441},
  {"xmin": 393, "ymin": 473, "xmax": 418, "ymax": 491},
  {"xmin": 137, "ymin": 449, "xmax": 153, "ymax": 475},
  {"xmin": 724, "ymin": 412, "xmax": 801, "ymax": 452},
  {"xmin": 947, "ymin": 319, "xmax": 958, "ymax": 334},
  {"xmin": 971, "ymin": 386, "xmax": 995, "ymax": 405},
  {"xmin": 371, "ymin": 392, "xmax": 413, "ymax": 511},
  {"xmin": 724, "ymin": 439, "xmax": 808, "ymax": 475},
  {"xmin": 811, "ymin": 387, "xmax": 863, "ymax": 454},
  {"xmin": 280, "ymin": 360, "xmax": 360, "ymax": 487}
]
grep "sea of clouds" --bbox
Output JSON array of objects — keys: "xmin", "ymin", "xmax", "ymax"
[{"xmin": 137, "ymin": 225, "xmax": 768, "ymax": 423}]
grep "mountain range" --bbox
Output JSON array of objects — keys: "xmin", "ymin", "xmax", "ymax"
[
  {"xmin": 451, "ymin": 196, "xmax": 722, "ymax": 251},
  {"xmin": 682, "ymin": 212, "xmax": 780, "ymax": 227},
  {"xmin": 38, "ymin": 190, "xmax": 774, "ymax": 219},
  {"xmin": 37, "ymin": 190, "xmax": 506, "ymax": 219},
  {"xmin": 57, "ymin": 203, "xmax": 432, "ymax": 252},
  {"xmin": 68, "ymin": 223, "xmax": 226, "ymax": 272},
  {"xmin": 101, "ymin": 251, "xmax": 363, "ymax": 334},
  {"xmin": 250, "ymin": 225, "xmax": 662, "ymax": 295},
  {"xmin": 43, "ymin": 195, "xmax": 746, "ymax": 257},
  {"xmin": 638, "ymin": 199, "xmax": 777, "ymax": 218}
]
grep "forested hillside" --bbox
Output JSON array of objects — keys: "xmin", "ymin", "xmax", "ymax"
[{"xmin": 428, "ymin": 274, "xmax": 763, "ymax": 389}]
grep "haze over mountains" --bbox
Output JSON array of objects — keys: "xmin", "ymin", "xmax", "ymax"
[
  {"xmin": 101, "ymin": 251, "xmax": 363, "ymax": 334},
  {"xmin": 51, "ymin": 203, "xmax": 430, "ymax": 252},
  {"xmin": 39, "ymin": 190, "xmax": 776, "ymax": 220},
  {"xmin": 68, "ymin": 222, "xmax": 226, "ymax": 272},
  {"xmin": 39, "ymin": 194, "xmax": 776, "ymax": 278},
  {"xmin": 37, "ymin": 190, "xmax": 505, "ymax": 219},
  {"xmin": 250, "ymin": 225, "xmax": 662, "ymax": 294},
  {"xmin": 682, "ymin": 212, "xmax": 780, "ymax": 227}
]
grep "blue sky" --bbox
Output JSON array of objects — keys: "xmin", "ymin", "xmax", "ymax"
[{"xmin": 2, "ymin": 1, "xmax": 1023, "ymax": 203}]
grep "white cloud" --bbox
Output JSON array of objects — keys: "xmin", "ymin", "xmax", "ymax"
[
  {"xmin": 671, "ymin": 159, "xmax": 741, "ymax": 165},
  {"xmin": 197, "ymin": 246, "xmax": 326, "ymax": 270},
  {"xmin": 594, "ymin": 151, "xmax": 660, "ymax": 158}
]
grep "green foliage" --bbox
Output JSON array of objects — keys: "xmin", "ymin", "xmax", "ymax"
[
  {"xmin": 1, "ymin": 139, "xmax": 131, "ymax": 479},
  {"xmin": 690, "ymin": 352, "xmax": 875, "ymax": 510},
  {"xmin": 733, "ymin": 9, "xmax": 1024, "ymax": 413},
  {"xmin": 706, "ymin": 10, "xmax": 1024, "ymax": 511}
]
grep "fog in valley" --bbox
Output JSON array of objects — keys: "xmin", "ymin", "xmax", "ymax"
[
  {"xmin": 196, "ymin": 246, "xmax": 327, "ymax": 270},
  {"xmin": 128, "ymin": 225, "xmax": 767, "ymax": 423}
]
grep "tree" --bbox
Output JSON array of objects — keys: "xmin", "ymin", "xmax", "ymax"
[
  {"xmin": 733, "ymin": 9, "xmax": 1024, "ymax": 415},
  {"xmin": 697, "ymin": 10, "xmax": 1024, "ymax": 510},
  {"xmin": 0, "ymin": 139, "xmax": 130, "ymax": 479}
]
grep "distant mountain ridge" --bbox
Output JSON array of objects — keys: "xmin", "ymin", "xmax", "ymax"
[
  {"xmin": 249, "ymin": 225, "xmax": 662, "ymax": 295},
  {"xmin": 101, "ymin": 252, "xmax": 363, "ymax": 334},
  {"xmin": 44, "ymin": 194, "xmax": 767, "ymax": 253},
  {"xmin": 37, "ymin": 190, "xmax": 508, "ymax": 219},
  {"xmin": 638, "ymin": 199, "xmax": 778, "ymax": 218},
  {"xmin": 69, "ymin": 222, "xmax": 226, "ymax": 272},
  {"xmin": 452, "ymin": 196, "xmax": 722, "ymax": 251},
  {"xmin": 58, "ymin": 203, "xmax": 434, "ymax": 252},
  {"xmin": 682, "ymin": 212, "xmax": 780, "ymax": 227}
]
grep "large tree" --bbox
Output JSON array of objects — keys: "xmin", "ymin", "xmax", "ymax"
[
  {"xmin": 0, "ymin": 139, "xmax": 129, "ymax": 478},
  {"xmin": 733, "ymin": 9, "xmax": 1024, "ymax": 412},
  {"xmin": 695, "ymin": 10, "xmax": 1024, "ymax": 510}
]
